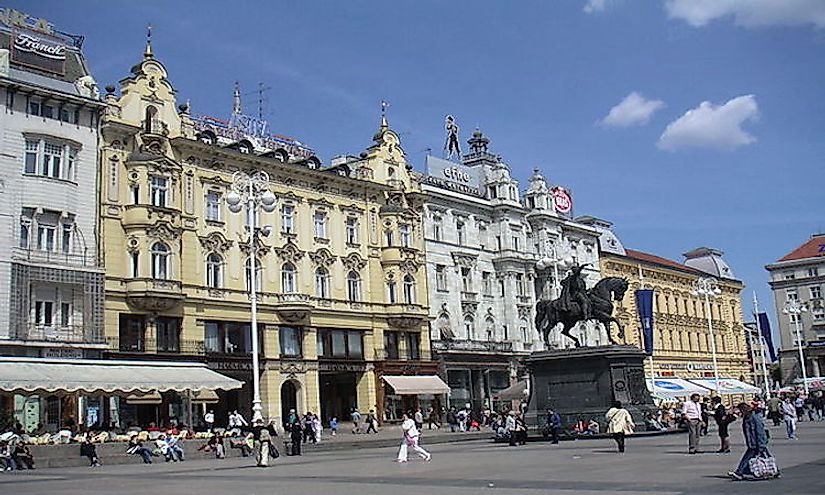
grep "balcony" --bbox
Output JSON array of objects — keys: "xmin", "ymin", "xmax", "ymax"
[
  {"xmin": 124, "ymin": 278, "xmax": 184, "ymax": 311},
  {"xmin": 374, "ymin": 348, "xmax": 432, "ymax": 361},
  {"xmin": 380, "ymin": 246, "xmax": 420, "ymax": 266},
  {"xmin": 106, "ymin": 336, "xmax": 206, "ymax": 355},
  {"xmin": 273, "ymin": 293, "xmax": 312, "ymax": 323},
  {"xmin": 20, "ymin": 325, "xmax": 105, "ymax": 344},
  {"xmin": 12, "ymin": 247, "xmax": 96, "ymax": 269},
  {"xmin": 431, "ymin": 339, "xmax": 514, "ymax": 353},
  {"xmin": 460, "ymin": 291, "xmax": 478, "ymax": 302}
]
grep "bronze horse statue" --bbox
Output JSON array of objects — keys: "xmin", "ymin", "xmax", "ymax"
[{"xmin": 535, "ymin": 277, "xmax": 629, "ymax": 348}]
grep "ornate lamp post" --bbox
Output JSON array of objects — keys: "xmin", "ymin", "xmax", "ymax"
[
  {"xmin": 692, "ymin": 277, "xmax": 722, "ymax": 393},
  {"xmin": 783, "ymin": 299, "xmax": 809, "ymax": 396},
  {"xmin": 225, "ymin": 170, "xmax": 277, "ymax": 422},
  {"xmin": 536, "ymin": 245, "xmax": 573, "ymax": 299}
]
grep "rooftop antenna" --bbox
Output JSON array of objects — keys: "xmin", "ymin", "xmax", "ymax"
[
  {"xmin": 241, "ymin": 83, "xmax": 271, "ymax": 121},
  {"xmin": 144, "ymin": 23, "xmax": 153, "ymax": 58},
  {"xmin": 380, "ymin": 99, "xmax": 390, "ymax": 127}
]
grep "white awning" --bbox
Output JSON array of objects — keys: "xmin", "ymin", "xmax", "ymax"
[
  {"xmin": 382, "ymin": 375, "xmax": 450, "ymax": 395},
  {"xmin": 0, "ymin": 357, "xmax": 243, "ymax": 395},
  {"xmin": 687, "ymin": 378, "xmax": 761, "ymax": 395},
  {"xmin": 493, "ymin": 380, "xmax": 529, "ymax": 401},
  {"xmin": 646, "ymin": 378, "xmax": 709, "ymax": 398}
]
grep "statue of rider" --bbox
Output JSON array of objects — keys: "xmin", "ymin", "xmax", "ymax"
[{"xmin": 557, "ymin": 264, "xmax": 592, "ymax": 322}]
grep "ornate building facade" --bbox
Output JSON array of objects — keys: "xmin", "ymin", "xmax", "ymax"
[
  {"xmin": 585, "ymin": 218, "xmax": 751, "ymax": 383},
  {"xmin": 99, "ymin": 42, "xmax": 433, "ymax": 426},
  {"xmin": 420, "ymin": 130, "xmax": 601, "ymax": 410}
]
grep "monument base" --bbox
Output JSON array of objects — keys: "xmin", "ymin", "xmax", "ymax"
[{"xmin": 525, "ymin": 345, "xmax": 656, "ymax": 433}]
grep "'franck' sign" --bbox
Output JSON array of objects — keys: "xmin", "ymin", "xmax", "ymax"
[
  {"xmin": 424, "ymin": 155, "xmax": 483, "ymax": 197},
  {"xmin": 10, "ymin": 29, "xmax": 67, "ymax": 74}
]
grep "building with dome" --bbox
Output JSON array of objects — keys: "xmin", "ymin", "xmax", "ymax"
[{"xmin": 419, "ymin": 129, "xmax": 601, "ymax": 411}]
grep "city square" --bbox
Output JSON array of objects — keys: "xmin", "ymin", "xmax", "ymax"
[{"xmin": 1, "ymin": 1, "xmax": 824, "ymax": 491}]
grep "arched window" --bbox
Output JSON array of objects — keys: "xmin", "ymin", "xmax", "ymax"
[
  {"xmin": 485, "ymin": 316, "xmax": 495, "ymax": 341},
  {"xmin": 315, "ymin": 267, "xmax": 329, "ymax": 298},
  {"xmin": 151, "ymin": 242, "xmax": 169, "ymax": 279},
  {"xmin": 206, "ymin": 253, "xmax": 223, "ymax": 288},
  {"xmin": 386, "ymin": 280, "xmax": 397, "ymax": 303},
  {"xmin": 281, "ymin": 263, "xmax": 297, "ymax": 293},
  {"xmin": 402, "ymin": 275, "xmax": 415, "ymax": 304},
  {"xmin": 347, "ymin": 271, "xmax": 361, "ymax": 302},
  {"xmin": 245, "ymin": 258, "xmax": 262, "ymax": 293},
  {"xmin": 145, "ymin": 105, "xmax": 158, "ymax": 134},
  {"xmin": 464, "ymin": 315, "xmax": 475, "ymax": 340}
]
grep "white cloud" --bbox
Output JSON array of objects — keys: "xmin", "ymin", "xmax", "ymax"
[
  {"xmin": 657, "ymin": 95, "xmax": 759, "ymax": 151},
  {"xmin": 600, "ymin": 92, "xmax": 665, "ymax": 128},
  {"xmin": 665, "ymin": 0, "xmax": 825, "ymax": 29},
  {"xmin": 583, "ymin": 0, "xmax": 608, "ymax": 13}
]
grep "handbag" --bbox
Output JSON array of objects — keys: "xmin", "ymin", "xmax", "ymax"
[
  {"xmin": 269, "ymin": 446, "xmax": 280, "ymax": 459},
  {"xmin": 748, "ymin": 452, "xmax": 779, "ymax": 478},
  {"xmin": 405, "ymin": 434, "xmax": 418, "ymax": 447}
]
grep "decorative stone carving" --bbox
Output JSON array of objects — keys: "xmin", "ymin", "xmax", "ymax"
[
  {"xmin": 126, "ymin": 236, "xmax": 140, "ymax": 253},
  {"xmin": 239, "ymin": 236, "xmax": 271, "ymax": 258},
  {"xmin": 309, "ymin": 248, "xmax": 337, "ymax": 266},
  {"xmin": 462, "ymin": 301, "xmax": 478, "ymax": 316},
  {"xmin": 399, "ymin": 260, "xmax": 418, "ymax": 274},
  {"xmin": 452, "ymin": 252, "xmax": 478, "ymax": 270},
  {"xmin": 146, "ymin": 221, "xmax": 181, "ymax": 241},
  {"xmin": 273, "ymin": 240, "xmax": 304, "ymax": 263},
  {"xmin": 199, "ymin": 232, "xmax": 233, "ymax": 253},
  {"xmin": 388, "ymin": 317, "xmax": 423, "ymax": 329},
  {"xmin": 517, "ymin": 305, "xmax": 532, "ymax": 320},
  {"xmin": 342, "ymin": 252, "xmax": 367, "ymax": 271}
]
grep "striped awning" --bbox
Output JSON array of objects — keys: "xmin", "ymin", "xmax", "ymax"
[
  {"xmin": 0, "ymin": 357, "xmax": 242, "ymax": 395},
  {"xmin": 382, "ymin": 375, "xmax": 450, "ymax": 395}
]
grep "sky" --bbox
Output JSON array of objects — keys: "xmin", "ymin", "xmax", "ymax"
[{"xmin": 10, "ymin": 0, "xmax": 825, "ymax": 332}]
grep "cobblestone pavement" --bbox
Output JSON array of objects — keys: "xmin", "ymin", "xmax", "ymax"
[{"xmin": 2, "ymin": 421, "xmax": 823, "ymax": 494}]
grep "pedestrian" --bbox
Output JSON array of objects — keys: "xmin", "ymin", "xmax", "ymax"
[
  {"xmin": 312, "ymin": 414, "xmax": 323, "ymax": 443},
  {"xmin": 793, "ymin": 395, "xmax": 805, "ymax": 421},
  {"xmin": 204, "ymin": 409, "xmax": 215, "ymax": 432},
  {"xmin": 396, "ymin": 413, "xmax": 431, "ymax": 463},
  {"xmin": 506, "ymin": 410, "xmax": 518, "ymax": 447},
  {"xmin": 365, "ymin": 409, "xmax": 378, "ymax": 434},
  {"xmin": 729, "ymin": 402, "xmax": 780, "ymax": 480},
  {"xmin": 414, "ymin": 407, "xmax": 424, "ymax": 431},
  {"xmin": 126, "ymin": 435, "xmax": 153, "ymax": 464},
  {"xmin": 351, "ymin": 408, "xmax": 362, "ymax": 434},
  {"xmin": 606, "ymin": 400, "xmax": 634, "ymax": 453},
  {"xmin": 0, "ymin": 441, "xmax": 16, "ymax": 471},
  {"xmin": 681, "ymin": 393, "xmax": 705, "ymax": 454},
  {"xmin": 287, "ymin": 413, "xmax": 303, "ymax": 456},
  {"xmin": 197, "ymin": 433, "xmax": 226, "ymax": 459},
  {"xmin": 228, "ymin": 410, "xmax": 248, "ymax": 434},
  {"xmin": 815, "ymin": 392, "xmax": 825, "ymax": 421},
  {"xmin": 712, "ymin": 397, "xmax": 736, "ymax": 454},
  {"xmin": 546, "ymin": 408, "xmax": 562, "ymax": 444},
  {"xmin": 766, "ymin": 396, "xmax": 782, "ymax": 426},
  {"xmin": 79, "ymin": 437, "xmax": 101, "ymax": 467},
  {"xmin": 252, "ymin": 419, "xmax": 272, "ymax": 467},
  {"xmin": 329, "ymin": 416, "xmax": 338, "ymax": 436},
  {"xmin": 303, "ymin": 412, "xmax": 316, "ymax": 443},
  {"xmin": 447, "ymin": 406, "xmax": 459, "ymax": 432},
  {"xmin": 514, "ymin": 412, "xmax": 527, "ymax": 445},
  {"xmin": 781, "ymin": 396, "xmax": 798, "ymax": 439}
]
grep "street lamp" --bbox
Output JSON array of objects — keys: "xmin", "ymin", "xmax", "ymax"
[
  {"xmin": 535, "ymin": 244, "xmax": 573, "ymax": 299},
  {"xmin": 692, "ymin": 277, "xmax": 722, "ymax": 394},
  {"xmin": 783, "ymin": 299, "xmax": 809, "ymax": 396},
  {"xmin": 226, "ymin": 170, "xmax": 277, "ymax": 423}
]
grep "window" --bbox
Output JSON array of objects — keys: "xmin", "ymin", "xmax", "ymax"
[
  {"xmin": 433, "ymin": 217, "xmax": 442, "ymax": 241},
  {"xmin": 35, "ymin": 300, "xmax": 54, "ymax": 327},
  {"xmin": 60, "ymin": 302, "xmax": 71, "ymax": 327},
  {"xmin": 512, "ymin": 236, "xmax": 520, "ymax": 251},
  {"xmin": 317, "ymin": 329, "xmax": 363, "ymax": 359},
  {"xmin": 205, "ymin": 191, "xmax": 221, "ymax": 221},
  {"xmin": 281, "ymin": 263, "xmax": 297, "ymax": 293},
  {"xmin": 151, "ymin": 242, "xmax": 170, "ymax": 279},
  {"xmin": 280, "ymin": 326, "xmax": 302, "ymax": 357},
  {"xmin": 43, "ymin": 142, "xmax": 62, "ymax": 178},
  {"xmin": 499, "ymin": 280, "xmax": 505, "ymax": 297},
  {"xmin": 399, "ymin": 224, "xmax": 411, "ymax": 247},
  {"xmin": 119, "ymin": 314, "xmax": 146, "ymax": 352},
  {"xmin": 482, "ymin": 272, "xmax": 492, "ymax": 296},
  {"xmin": 496, "ymin": 235, "xmax": 502, "ymax": 251},
  {"xmin": 204, "ymin": 321, "xmax": 256, "ymax": 354},
  {"xmin": 29, "ymin": 100, "xmax": 41, "ymax": 116},
  {"xmin": 37, "ymin": 224, "xmax": 56, "ymax": 252},
  {"xmin": 784, "ymin": 271, "xmax": 795, "ymax": 280},
  {"xmin": 789, "ymin": 313, "xmax": 801, "ymax": 324},
  {"xmin": 464, "ymin": 316, "xmax": 475, "ymax": 340},
  {"xmin": 786, "ymin": 289, "xmax": 798, "ymax": 302},
  {"xmin": 130, "ymin": 251, "xmax": 139, "ymax": 278},
  {"xmin": 387, "ymin": 280, "xmax": 397, "ymax": 303},
  {"xmin": 345, "ymin": 217, "xmax": 359, "ymax": 244},
  {"xmin": 130, "ymin": 184, "xmax": 140, "ymax": 205},
  {"xmin": 435, "ymin": 265, "xmax": 447, "ymax": 291},
  {"xmin": 145, "ymin": 106, "xmax": 158, "ymax": 134},
  {"xmin": 150, "ymin": 176, "xmax": 168, "ymax": 207},
  {"xmin": 808, "ymin": 267, "xmax": 819, "ymax": 278},
  {"xmin": 406, "ymin": 332, "xmax": 421, "ymax": 360},
  {"xmin": 206, "ymin": 253, "xmax": 223, "ymax": 288},
  {"xmin": 314, "ymin": 211, "xmax": 328, "ymax": 238},
  {"xmin": 61, "ymin": 224, "xmax": 72, "ymax": 254},
  {"xmin": 155, "ymin": 317, "xmax": 180, "ymax": 352},
  {"xmin": 520, "ymin": 323, "xmax": 529, "ymax": 343},
  {"xmin": 245, "ymin": 258, "xmax": 263, "ymax": 293},
  {"xmin": 24, "ymin": 139, "xmax": 38, "ymax": 174},
  {"xmin": 281, "ymin": 205, "xmax": 295, "ymax": 234},
  {"xmin": 384, "ymin": 332, "xmax": 399, "ymax": 360},
  {"xmin": 19, "ymin": 216, "xmax": 31, "ymax": 249},
  {"xmin": 384, "ymin": 229, "xmax": 394, "ymax": 247},
  {"xmin": 457, "ymin": 221, "xmax": 465, "ymax": 245},
  {"xmin": 811, "ymin": 286, "xmax": 822, "ymax": 300},
  {"xmin": 813, "ymin": 307, "xmax": 825, "ymax": 321},
  {"xmin": 66, "ymin": 148, "xmax": 76, "ymax": 181},
  {"xmin": 42, "ymin": 104, "xmax": 54, "ymax": 119},
  {"xmin": 403, "ymin": 275, "xmax": 416, "ymax": 304},
  {"xmin": 347, "ymin": 271, "xmax": 361, "ymax": 301},
  {"xmin": 516, "ymin": 273, "xmax": 525, "ymax": 296},
  {"xmin": 315, "ymin": 267, "xmax": 330, "ymax": 298},
  {"xmin": 461, "ymin": 267, "xmax": 472, "ymax": 292}
]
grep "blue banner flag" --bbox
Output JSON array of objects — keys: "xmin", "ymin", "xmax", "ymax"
[
  {"xmin": 757, "ymin": 312, "xmax": 777, "ymax": 362},
  {"xmin": 635, "ymin": 289, "xmax": 655, "ymax": 355}
]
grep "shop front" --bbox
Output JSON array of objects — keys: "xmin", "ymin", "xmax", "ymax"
[{"xmin": 379, "ymin": 373, "xmax": 449, "ymax": 422}]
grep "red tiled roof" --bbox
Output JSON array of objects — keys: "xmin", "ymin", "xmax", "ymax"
[
  {"xmin": 778, "ymin": 234, "xmax": 825, "ymax": 262},
  {"xmin": 623, "ymin": 249, "xmax": 702, "ymax": 274}
]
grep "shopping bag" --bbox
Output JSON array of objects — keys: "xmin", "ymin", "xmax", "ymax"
[{"xmin": 749, "ymin": 453, "xmax": 779, "ymax": 478}]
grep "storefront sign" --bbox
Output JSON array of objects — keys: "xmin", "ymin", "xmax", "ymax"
[
  {"xmin": 42, "ymin": 348, "xmax": 83, "ymax": 359},
  {"xmin": 551, "ymin": 187, "xmax": 572, "ymax": 214},
  {"xmin": 318, "ymin": 362, "xmax": 367, "ymax": 373},
  {"xmin": 658, "ymin": 362, "xmax": 714, "ymax": 371},
  {"xmin": 208, "ymin": 360, "xmax": 253, "ymax": 371},
  {"xmin": 10, "ymin": 29, "xmax": 67, "ymax": 74}
]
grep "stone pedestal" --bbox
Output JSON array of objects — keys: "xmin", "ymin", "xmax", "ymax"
[{"xmin": 525, "ymin": 345, "xmax": 655, "ymax": 432}]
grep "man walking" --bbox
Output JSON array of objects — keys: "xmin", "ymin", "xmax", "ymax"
[
  {"xmin": 781, "ymin": 396, "xmax": 798, "ymax": 439},
  {"xmin": 682, "ymin": 393, "xmax": 705, "ymax": 454},
  {"xmin": 546, "ymin": 407, "xmax": 562, "ymax": 444},
  {"xmin": 350, "ymin": 408, "xmax": 362, "ymax": 434},
  {"xmin": 766, "ymin": 396, "xmax": 782, "ymax": 426}
]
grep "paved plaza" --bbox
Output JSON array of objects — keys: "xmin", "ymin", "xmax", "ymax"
[{"xmin": 2, "ymin": 422, "xmax": 823, "ymax": 495}]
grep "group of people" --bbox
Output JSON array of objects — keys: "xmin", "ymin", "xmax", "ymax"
[{"xmin": 0, "ymin": 439, "xmax": 35, "ymax": 471}]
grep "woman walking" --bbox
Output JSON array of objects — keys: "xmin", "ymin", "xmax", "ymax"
[
  {"xmin": 606, "ymin": 400, "xmax": 634, "ymax": 453},
  {"xmin": 729, "ymin": 402, "xmax": 780, "ymax": 480},
  {"xmin": 396, "ymin": 413, "xmax": 431, "ymax": 463}
]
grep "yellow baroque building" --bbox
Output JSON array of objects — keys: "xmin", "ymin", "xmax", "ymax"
[{"xmin": 99, "ymin": 44, "xmax": 435, "ymax": 428}]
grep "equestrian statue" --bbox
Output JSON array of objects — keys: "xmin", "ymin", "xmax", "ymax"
[{"xmin": 535, "ymin": 264, "xmax": 629, "ymax": 348}]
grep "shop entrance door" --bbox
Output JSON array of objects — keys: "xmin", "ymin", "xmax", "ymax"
[
  {"xmin": 319, "ymin": 372, "xmax": 358, "ymax": 424},
  {"xmin": 281, "ymin": 380, "xmax": 299, "ymax": 421}
]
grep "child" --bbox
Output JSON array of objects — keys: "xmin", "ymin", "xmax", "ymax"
[
  {"xmin": 329, "ymin": 416, "xmax": 338, "ymax": 436},
  {"xmin": 80, "ymin": 437, "xmax": 101, "ymax": 467}
]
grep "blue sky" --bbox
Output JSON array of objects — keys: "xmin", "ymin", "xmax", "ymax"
[{"xmin": 12, "ymin": 1, "xmax": 825, "ymax": 332}]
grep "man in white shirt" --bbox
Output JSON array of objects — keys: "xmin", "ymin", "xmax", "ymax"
[
  {"xmin": 781, "ymin": 397, "xmax": 798, "ymax": 439},
  {"xmin": 204, "ymin": 410, "xmax": 215, "ymax": 432},
  {"xmin": 681, "ymin": 393, "xmax": 705, "ymax": 454}
]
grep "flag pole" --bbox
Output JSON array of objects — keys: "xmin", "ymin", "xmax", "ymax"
[{"xmin": 753, "ymin": 292, "xmax": 771, "ymax": 399}]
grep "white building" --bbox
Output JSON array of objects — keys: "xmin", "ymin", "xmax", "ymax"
[
  {"xmin": 419, "ymin": 129, "xmax": 601, "ymax": 411},
  {"xmin": 0, "ymin": 8, "xmax": 105, "ymax": 427}
]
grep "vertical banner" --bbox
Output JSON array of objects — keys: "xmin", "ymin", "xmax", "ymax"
[
  {"xmin": 757, "ymin": 312, "xmax": 777, "ymax": 362},
  {"xmin": 635, "ymin": 290, "xmax": 655, "ymax": 355}
]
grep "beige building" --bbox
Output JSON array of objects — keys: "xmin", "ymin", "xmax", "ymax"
[
  {"xmin": 98, "ymin": 42, "xmax": 435, "ymax": 427},
  {"xmin": 582, "ymin": 218, "xmax": 751, "ymax": 385}
]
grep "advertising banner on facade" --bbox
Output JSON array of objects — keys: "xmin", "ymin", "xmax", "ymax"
[
  {"xmin": 635, "ymin": 289, "xmax": 655, "ymax": 355},
  {"xmin": 9, "ymin": 28, "xmax": 67, "ymax": 74},
  {"xmin": 423, "ymin": 155, "xmax": 483, "ymax": 197},
  {"xmin": 756, "ymin": 312, "xmax": 777, "ymax": 362}
]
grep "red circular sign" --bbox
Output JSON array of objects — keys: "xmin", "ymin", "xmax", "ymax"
[{"xmin": 552, "ymin": 187, "xmax": 572, "ymax": 214}]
